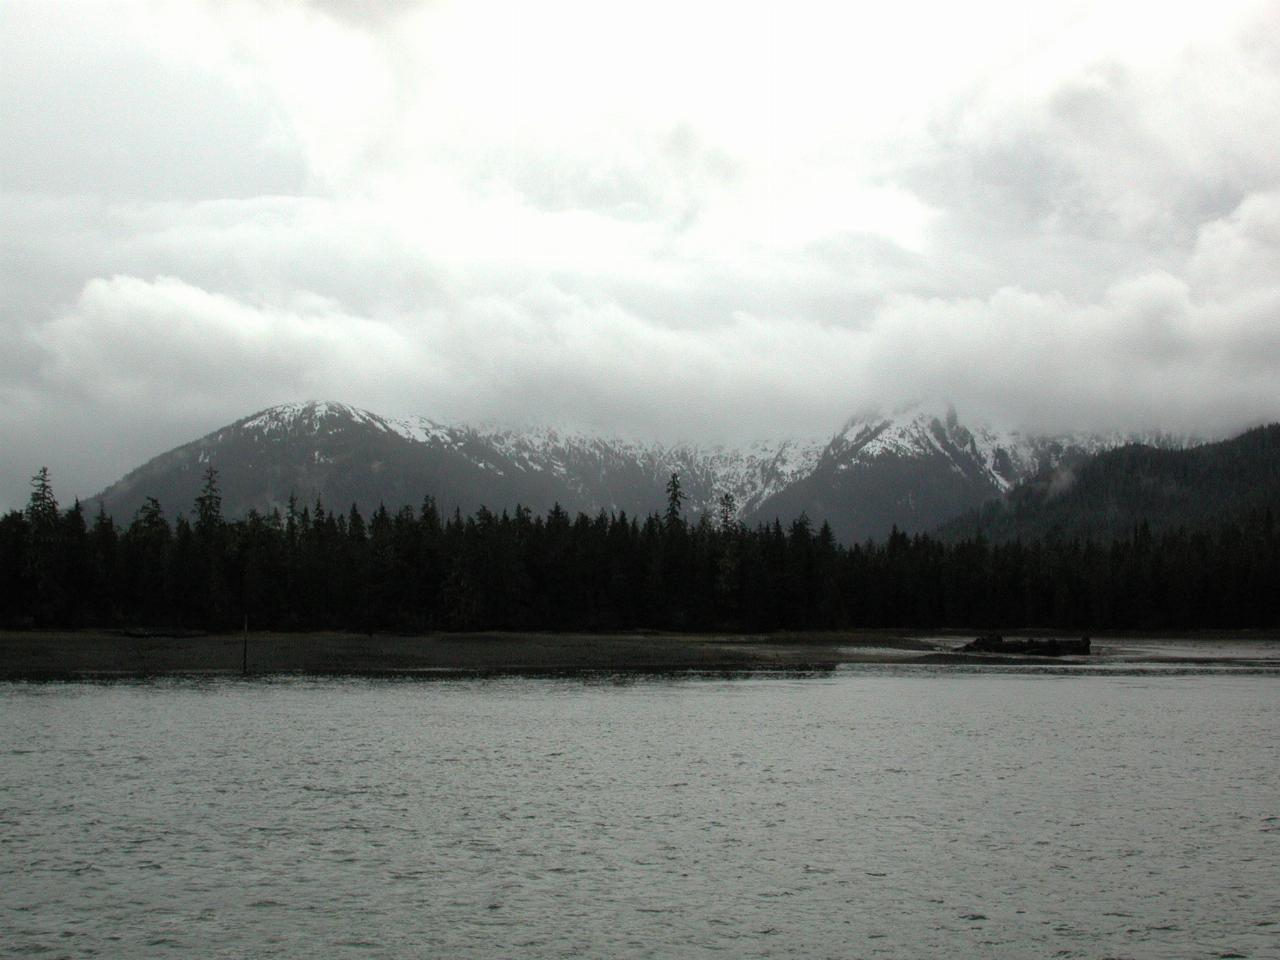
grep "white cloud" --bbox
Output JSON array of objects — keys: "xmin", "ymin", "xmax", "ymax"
[
  {"xmin": 3, "ymin": 0, "xmax": 1280, "ymax": 509},
  {"xmin": 31, "ymin": 275, "xmax": 422, "ymax": 410}
]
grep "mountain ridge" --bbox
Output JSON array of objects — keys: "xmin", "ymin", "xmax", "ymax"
[
  {"xmin": 90, "ymin": 399, "xmax": 1191, "ymax": 542},
  {"xmin": 939, "ymin": 424, "xmax": 1280, "ymax": 543}
]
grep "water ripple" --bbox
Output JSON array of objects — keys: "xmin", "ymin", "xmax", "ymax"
[{"xmin": 2, "ymin": 672, "xmax": 1277, "ymax": 958}]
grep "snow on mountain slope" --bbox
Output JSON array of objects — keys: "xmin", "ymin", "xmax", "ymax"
[
  {"xmin": 823, "ymin": 402, "xmax": 1121, "ymax": 492},
  {"xmin": 667, "ymin": 438, "xmax": 828, "ymax": 517},
  {"xmin": 240, "ymin": 401, "xmax": 460, "ymax": 448},
  {"xmin": 126, "ymin": 401, "xmax": 829, "ymax": 521},
  {"xmin": 93, "ymin": 399, "xmax": 1188, "ymax": 540},
  {"xmin": 455, "ymin": 422, "xmax": 827, "ymax": 518},
  {"xmin": 227, "ymin": 400, "xmax": 1125, "ymax": 523},
  {"xmin": 742, "ymin": 401, "xmax": 1161, "ymax": 542},
  {"xmin": 208, "ymin": 401, "xmax": 1128, "ymax": 500}
]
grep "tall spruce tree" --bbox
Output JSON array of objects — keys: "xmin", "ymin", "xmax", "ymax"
[
  {"xmin": 665, "ymin": 472, "xmax": 684, "ymax": 527},
  {"xmin": 26, "ymin": 467, "xmax": 58, "ymax": 527},
  {"xmin": 24, "ymin": 467, "xmax": 63, "ymax": 623},
  {"xmin": 717, "ymin": 491, "xmax": 737, "ymax": 532},
  {"xmin": 190, "ymin": 466, "xmax": 227, "ymax": 624},
  {"xmin": 194, "ymin": 466, "xmax": 223, "ymax": 538}
]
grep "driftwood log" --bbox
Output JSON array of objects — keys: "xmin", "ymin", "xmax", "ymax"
[{"xmin": 960, "ymin": 634, "xmax": 1091, "ymax": 656}]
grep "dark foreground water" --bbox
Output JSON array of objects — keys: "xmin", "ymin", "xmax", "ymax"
[{"xmin": 3, "ymin": 668, "xmax": 1277, "ymax": 959}]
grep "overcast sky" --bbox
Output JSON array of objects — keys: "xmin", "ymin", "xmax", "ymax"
[{"xmin": 3, "ymin": 0, "xmax": 1280, "ymax": 510}]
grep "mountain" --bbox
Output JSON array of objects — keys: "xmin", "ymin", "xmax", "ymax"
[
  {"xmin": 747, "ymin": 404, "xmax": 1117, "ymax": 543},
  {"xmin": 940, "ymin": 424, "xmax": 1280, "ymax": 542},
  {"xmin": 90, "ymin": 401, "xmax": 826, "ymax": 527},
  {"xmin": 472, "ymin": 423, "xmax": 826, "ymax": 521},
  {"xmin": 90, "ymin": 400, "xmax": 1147, "ymax": 541}
]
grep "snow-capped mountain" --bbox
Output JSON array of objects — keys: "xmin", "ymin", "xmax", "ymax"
[
  {"xmin": 90, "ymin": 401, "xmax": 828, "ymax": 528},
  {"xmin": 821, "ymin": 403, "xmax": 1123, "ymax": 490},
  {"xmin": 90, "ymin": 400, "xmax": 1163, "ymax": 542},
  {"xmin": 749, "ymin": 403, "xmax": 1127, "ymax": 542},
  {"xmin": 478, "ymin": 424, "xmax": 827, "ymax": 520}
]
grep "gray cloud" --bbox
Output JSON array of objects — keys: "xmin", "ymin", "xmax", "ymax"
[
  {"xmin": 3, "ymin": 1, "xmax": 1280, "ymax": 511},
  {"xmin": 302, "ymin": 0, "xmax": 428, "ymax": 29},
  {"xmin": 0, "ymin": 5, "xmax": 307, "ymax": 201}
]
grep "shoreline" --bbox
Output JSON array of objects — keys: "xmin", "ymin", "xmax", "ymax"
[{"xmin": 3, "ymin": 629, "xmax": 1279, "ymax": 680}]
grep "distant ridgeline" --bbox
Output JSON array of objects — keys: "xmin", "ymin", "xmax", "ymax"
[
  {"xmin": 942, "ymin": 424, "xmax": 1280, "ymax": 543},
  {"xmin": 84, "ymin": 400, "xmax": 1147, "ymax": 546},
  {"xmin": 2, "ymin": 455, "xmax": 1278, "ymax": 633}
]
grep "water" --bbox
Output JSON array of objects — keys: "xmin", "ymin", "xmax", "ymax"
[{"xmin": 3, "ymin": 669, "xmax": 1277, "ymax": 959}]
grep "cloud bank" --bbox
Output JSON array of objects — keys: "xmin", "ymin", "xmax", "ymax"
[{"xmin": 3, "ymin": 0, "xmax": 1280, "ymax": 509}]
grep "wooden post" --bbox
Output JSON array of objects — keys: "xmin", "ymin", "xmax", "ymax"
[{"xmin": 242, "ymin": 614, "xmax": 248, "ymax": 676}]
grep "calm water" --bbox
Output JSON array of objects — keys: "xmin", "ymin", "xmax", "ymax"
[{"xmin": 2, "ymin": 669, "xmax": 1277, "ymax": 959}]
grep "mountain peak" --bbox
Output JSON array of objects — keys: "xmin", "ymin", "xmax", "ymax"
[
  {"xmin": 236, "ymin": 401, "xmax": 459, "ymax": 447},
  {"xmin": 90, "ymin": 399, "xmax": 1174, "ymax": 543},
  {"xmin": 831, "ymin": 401, "xmax": 979, "ymax": 468},
  {"xmin": 239, "ymin": 400, "xmax": 370, "ymax": 430},
  {"xmin": 838, "ymin": 400, "xmax": 961, "ymax": 434}
]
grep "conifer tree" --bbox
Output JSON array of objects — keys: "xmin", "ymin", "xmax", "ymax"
[
  {"xmin": 26, "ymin": 467, "xmax": 58, "ymax": 528},
  {"xmin": 0, "ymin": 509, "xmax": 29, "ymax": 626},
  {"xmin": 665, "ymin": 472, "xmax": 684, "ymax": 527},
  {"xmin": 717, "ymin": 491, "xmax": 737, "ymax": 532},
  {"xmin": 194, "ymin": 466, "xmax": 223, "ymax": 538},
  {"xmin": 24, "ymin": 467, "xmax": 63, "ymax": 623}
]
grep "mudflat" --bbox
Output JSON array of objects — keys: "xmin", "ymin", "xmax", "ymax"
[
  {"xmin": 0, "ymin": 629, "xmax": 910, "ymax": 678},
  {"xmin": 2, "ymin": 630, "xmax": 1277, "ymax": 678}
]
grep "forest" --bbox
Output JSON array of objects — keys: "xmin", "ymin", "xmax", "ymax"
[{"xmin": 2, "ymin": 466, "xmax": 1277, "ymax": 633}]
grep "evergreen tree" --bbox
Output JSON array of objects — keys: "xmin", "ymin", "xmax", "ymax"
[
  {"xmin": 24, "ymin": 467, "xmax": 63, "ymax": 623},
  {"xmin": 0, "ymin": 510, "xmax": 30, "ymax": 626},
  {"xmin": 194, "ymin": 466, "xmax": 223, "ymax": 538},
  {"xmin": 124, "ymin": 497, "xmax": 170, "ymax": 625},
  {"xmin": 26, "ymin": 467, "xmax": 58, "ymax": 527},
  {"xmin": 717, "ymin": 491, "xmax": 737, "ymax": 532},
  {"xmin": 6, "ymin": 455, "xmax": 1280, "ymax": 632},
  {"xmin": 191, "ymin": 466, "xmax": 228, "ymax": 624},
  {"xmin": 60, "ymin": 500, "xmax": 91, "ymax": 625},
  {"xmin": 665, "ymin": 472, "xmax": 684, "ymax": 527},
  {"xmin": 89, "ymin": 505, "xmax": 119, "ymax": 624}
]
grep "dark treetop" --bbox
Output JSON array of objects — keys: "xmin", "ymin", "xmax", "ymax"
[{"xmin": 2, "ymin": 461, "xmax": 1277, "ymax": 633}]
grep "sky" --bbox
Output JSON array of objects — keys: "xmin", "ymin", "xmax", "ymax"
[{"xmin": 3, "ymin": 0, "xmax": 1280, "ymax": 510}]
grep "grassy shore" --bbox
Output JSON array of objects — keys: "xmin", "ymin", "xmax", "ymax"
[{"xmin": 2, "ymin": 629, "xmax": 1276, "ymax": 679}]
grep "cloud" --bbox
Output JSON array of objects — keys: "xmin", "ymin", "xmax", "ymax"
[
  {"xmin": 302, "ymin": 0, "xmax": 428, "ymax": 30},
  {"xmin": 3, "ymin": 0, "xmax": 1280, "ymax": 510},
  {"xmin": 863, "ymin": 262, "xmax": 1280, "ymax": 433},
  {"xmin": 0, "ymin": 3, "xmax": 306, "ymax": 201},
  {"xmin": 1190, "ymin": 189, "xmax": 1280, "ymax": 298},
  {"xmin": 30, "ymin": 275, "xmax": 421, "ymax": 411}
]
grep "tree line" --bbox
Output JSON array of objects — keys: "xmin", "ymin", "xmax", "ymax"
[{"xmin": 2, "ymin": 466, "xmax": 1277, "ymax": 632}]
